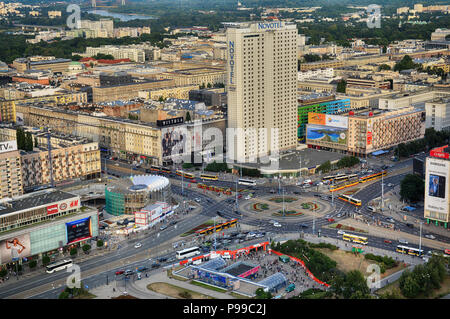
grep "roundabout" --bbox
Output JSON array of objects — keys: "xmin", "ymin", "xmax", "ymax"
[{"xmin": 239, "ymin": 193, "xmax": 335, "ymax": 223}]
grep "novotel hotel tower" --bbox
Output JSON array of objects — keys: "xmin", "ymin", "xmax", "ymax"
[{"xmin": 225, "ymin": 22, "xmax": 298, "ymax": 162}]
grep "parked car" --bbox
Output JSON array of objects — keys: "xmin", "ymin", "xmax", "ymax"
[
  {"xmin": 124, "ymin": 270, "xmax": 134, "ymax": 276},
  {"xmin": 337, "ymin": 230, "xmax": 345, "ymax": 235},
  {"xmin": 134, "ymin": 242, "xmax": 142, "ymax": 249},
  {"xmin": 157, "ymin": 257, "xmax": 167, "ymax": 263},
  {"xmin": 425, "ymin": 234, "xmax": 436, "ymax": 240},
  {"xmin": 273, "ymin": 222, "xmax": 282, "ymax": 227},
  {"xmin": 151, "ymin": 263, "xmax": 161, "ymax": 269},
  {"xmin": 115, "ymin": 270, "xmax": 125, "ymax": 275},
  {"xmin": 384, "ymin": 240, "xmax": 392, "ymax": 244},
  {"xmin": 327, "ymin": 218, "xmax": 335, "ymax": 222},
  {"xmin": 160, "ymin": 225, "xmax": 168, "ymax": 231},
  {"xmin": 137, "ymin": 266, "xmax": 148, "ymax": 272}
]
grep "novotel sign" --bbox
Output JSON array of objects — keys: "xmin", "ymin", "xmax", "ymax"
[
  {"xmin": 257, "ymin": 22, "xmax": 283, "ymax": 30},
  {"xmin": 228, "ymin": 41, "xmax": 235, "ymax": 85}
]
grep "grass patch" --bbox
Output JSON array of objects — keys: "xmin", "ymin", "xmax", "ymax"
[
  {"xmin": 269, "ymin": 197, "xmax": 297, "ymax": 203},
  {"xmin": 272, "ymin": 210, "xmax": 304, "ymax": 217},
  {"xmin": 147, "ymin": 282, "xmax": 214, "ymax": 299},
  {"xmin": 190, "ymin": 280, "xmax": 228, "ymax": 293},
  {"xmin": 112, "ymin": 294, "xmax": 139, "ymax": 299},
  {"xmin": 230, "ymin": 292, "xmax": 252, "ymax": 299}
]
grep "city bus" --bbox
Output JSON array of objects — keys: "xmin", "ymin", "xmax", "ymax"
[
  {"xmin": 46, "ymin": 259, "xmax": 73, "ymax": 274},
  {"xmin": 150, "ymin": 165, "xmax": 161, "ymax": 172},
  {"xmin": 160, "ymin": 167, "xmax": 171, "ymax": 174},
  {"xmin": 176, "ymin": 170, "xmax": 195, "ymax": 179},
  {"xmin": 396, "ymin": 245, "xmax": 424, "ymax": 257},
  {"xmin": 322, "ymin": 175, "xmax": 335, "ymax": 183},
  {"xmin": 176, "ymin": 246, "xmax": 200, "ymax": 259},
  {"xmin": 200, "ymin": 173, "xmax": 219, "ymax": 181},
  {"xmin": 238, "ymin": 178, "xmax": 256, "ymax": 186},
  {"xmin": 342, "ymin": 233, "xmax": 368, "ymax": 245},
  {"xmin": 338, "ymin": 194, "xmax": 362, "ymax": 206}
]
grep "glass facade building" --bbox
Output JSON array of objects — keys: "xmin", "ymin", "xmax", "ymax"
[{"xmin": 297, "ymin": 98, "xmax": 351, "ymax": 140}]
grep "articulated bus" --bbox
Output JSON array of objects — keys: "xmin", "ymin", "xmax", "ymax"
[
  {"xmin": 338, "ymin": 194, "xmax": 362, "ymax": 206},
  {"xmin": 176, "ymin": 246, "xmax": 200, "ymax": 259},
  {"xmin": 359, "ymin": 170, "xmax": 388, "ymax": 183},
  {"xmin": 396, "ymin": 245, "xmax": 423, "ymax": 257},
  {"xmin": 342, "ymin": 233, "xmax": 368, "ymax": 245},
  {"xmin": 176, "ymin": 170, "xmax": 195, "ymax": 179},
  {"xmin": 150, "ymin": 165, "xmax": 161, "ymax": 172},
  {"xmin": 200, "ymin": 173, "xmax": 219, "ymax": 181},
  {"xmin": 161, "ymin": 167, "xmax": 171, "ymax": 174},
  {"xmin": 46, "ymin": 259, "xmax": 73, "ymax": 274},
  {"xmin": 195, "ymin": 219, "xmax": 238, "ymax": 236},
  {"xmin": 330, "ymin": 180, "xmax": 360, "ymax": 192},
  {"xmin": 322, "ymin": 175, "xmax": 335, "ymax": 183},
  {"xmin": 238, "ymin": 179, "xmax": 256, "ymax": 186}
]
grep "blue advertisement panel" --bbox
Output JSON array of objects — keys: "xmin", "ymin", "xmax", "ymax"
[{"xmin": 66, "ymin": 217, "xmax": 92, "ymax": 244}]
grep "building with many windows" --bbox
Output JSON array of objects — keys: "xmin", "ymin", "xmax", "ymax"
[
  {"xmin": 0, "ymin": 140, "xmax": 23, "ymax": 200},
  {"xmin": 0, "ymin": 190, "xmax": 99, "ymax": 266},
  {"xmin": 226, "ymin": 21, "xmax": 298, "ymax": 162}
]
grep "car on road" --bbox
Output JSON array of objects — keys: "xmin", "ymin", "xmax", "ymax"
[
  {"xmin": 134, "ymin": 242, "xmax": 142, "ymax": 249},
  {"xmin": 124, "ymin": 270, "xmax": 134, "ymax": 276},
  {"xmin": 293, "ymin": 191, "xmax": 300, "ymax": 195},
  {"xmin": 255, "ymin": 232, "xmax": 265, "ymax": 238},
  {"xmin": 170, "ymin": 220, "xmax": 178, "ymax": 226},
  {"xmin": 337, "ymin": 230, "xmax": 345, "ymax": 235},
  {"xmin": 398, "ymin": 239, "xmax": 408, "ymax": 245},
  {"xmin": 384, "ymin": 240, "xmax": 392, "ymax": 244},
  {"xmin": 327, "ymin": 218, "xmax": 335, "ymax": 222},
  {"xmin": 298, "ymin": 223, "xmax": 308, "ymax": 229},
  {"xmin": 406, "ymin": 223, "xmax": 414, "ymax": 228},
  {"xmin": 137, "ymin": 266, "xmax": 148, "ymax": 272},
  {"xmin": 425, "ymin": 234, "xmax": 436, "ymax": 240},
  {"xmin": 273, "ymin": 222, "xmax": 282, "ymax": 227},
  {"xmin": 157, "ymin": 257, "xmax": 167, "ymax": 263},
  {"xmin": 387, "ymin": 183, "xmax": 394, "ymax": 187},
  {"xmin": 151, "ymin": 263, "xmax": 160, "ymax": 269},
  {"xmin": 114, "ymin": 163, "xmax": 120, "ymax": 166},
  {"xmin": 194, "ymin": 198, "xmax": 201, "ymax": 203},
  {"xmin": 160, "ymin": 225, "xmax": 168, "ymax": 231},
  {"xmin": 115, "ymin": 270, "xmax": 125, "ymax": 275}
]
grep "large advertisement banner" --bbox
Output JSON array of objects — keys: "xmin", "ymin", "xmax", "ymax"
[
  {"xmin": 308, "ymin": 113, "xmax": 326, "ymax": 125},
  {"xmin": 161, "ymin": 125, "xmax": 190, "ymax": 161},
  {"xmin": 66, "ymin": 217, "xmax": 92, "ymax": 244},
  {"xmin": 306, "ymin": 124, "xmax": 348, "ymax": 145},
  {"xmin": 425, "ymin": 158, "xmax": 449, "ymax": 215},
  {"xmin": 308, "ymin": 113, "xmax": 348, "ymax": 129},
  {"xmin": 0, "ymin": 234, "xmax": 31, "ymax": 264}
]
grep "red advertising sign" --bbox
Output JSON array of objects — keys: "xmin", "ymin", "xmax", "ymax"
[
  {"xmin": 367, "ymin": 131, "xmax": 372, "ymax": 145},
  {"xmin": 430, "ymin": 146, "xmax": 449, "ymax": 159},
  {"xmin": 47, "ymin": 204, "xmax": 59, "ymax": 215}
]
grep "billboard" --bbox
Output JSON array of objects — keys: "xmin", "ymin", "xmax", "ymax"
[
  {"xmin": 308, "ymin": 113, "xmax": 348, "ymax": 129},
  {"xmin": 47, "ymin": 198, "xmax": 80, "ymax": 216},
  {"xmin": 161, "ymin": 125, "xmax": 190, "ymax": 161},
  {"xmin": 308, "ymin": 113, "xmax": 326, "ymax": 125},
  {"xmin": 425, "ymin": 158, "xmax": 449, "ymax": 215},
  {"xmin": 66, "ymin": 217, "xmax": 92, "ymax": 244},
  {"xmin": 0, "ymin": 140, "xmax": 17, "ymax": 154},
  {"xmin": 306, "ymin": 124, "xmax": 348, "ymax": 145},
  {"xmin": 0, "ymin": 234, "xmax": 31, "ymax": 264}
]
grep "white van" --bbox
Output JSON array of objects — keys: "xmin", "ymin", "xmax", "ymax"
[{"xmin": 398, "ymin": 238, "xmax": 408, "ymax": 245}]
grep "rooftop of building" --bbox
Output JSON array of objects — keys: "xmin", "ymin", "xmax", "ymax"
[
  {"xmin": 0, "ymin": 189, "xmax": 78, "ymax": 217},
  {"xmin": 106, "ymin": 174, "xmax": 170, "ymax": 195}
]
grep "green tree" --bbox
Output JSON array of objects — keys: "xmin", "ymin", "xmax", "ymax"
[
  {"xmin": 336, "ymin": 80, "xmax": 346, "ymax": 93},
  {"xmin": 97, "ymin": 239, "xmax": 104, "ymax": 248},
  {"xmin": 70, "ymin": 248, "xmax": 78, "ymax": 256},
  {"xmin": 400, "ymin": 174, "xmax": 425, "ymax": 202},
  {"xmin": 42, "ymin": 255, "xmax": 50, "ymax": 266},
  {"xmin": 341, "ymin": 270, "xmax": 371, "ymax": 299},
  {"xmin": 393, "ymin": 55, "xmax": 418, "ymax": 72},
  {"xmin": 185, "ymin": 111, "xmax": 191, "ymax": 122},
  {"xmin": 255, "ymin": 288, "xmax": 272, "ymax": 299},
  {"xmin": 82, "ymin": 244, "xmax": 91, "ymax": 253},
  {"xmin": 378, "ymin": 64, "xmax": 391, "ymax": 71},
  {"xmin": 34, "ymin": 137, "xmax": 38, "ymax": 147},
  {"xmin": 317, "ymin": 160, "xmax": 332, "ymax": 173},
  {"xmin": 0, "ymin": 267, "xmax": 7, "ymax": 278},
  {"xmin": 28, "ymin": 260, "xmax": 37, "ymax": 270}
]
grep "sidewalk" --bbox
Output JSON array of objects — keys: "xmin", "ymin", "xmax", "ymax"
[{"xmin": 91, "ymin": 268, "xmax": 236, "ymax": 299}]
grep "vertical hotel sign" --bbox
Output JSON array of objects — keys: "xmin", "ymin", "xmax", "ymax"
[{"xmin": 228, "ymin": 40, "xmax": 235, "ymax": 90}]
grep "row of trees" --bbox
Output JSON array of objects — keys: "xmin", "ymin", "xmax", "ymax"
[
  {"xmin": 317, "ymin": 156, "xmax": 360, "ymax": 174},
  {"xmin": 16, "ymin": 128, "xmax": 36, "ymax": 152},
  {"xmin": 205, "ymin": 161, "xmax": 231, "ymax": 173},
  {"xmin": 398, "ymin": 256, "xmax": 447, "ymax": 298},
  {"xmin": 397, "ymin": 128, "xmax": 450, "ymax": 158},
  {"xmin": 400, "ymin": 174, "xmax": 425, "ymax": 203}
]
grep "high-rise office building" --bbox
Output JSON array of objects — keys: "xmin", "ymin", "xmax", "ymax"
[
  {"xmin": 0, "ymin": 140, "xmax": 23, "ymax": 199},
  {"xmin": 226, "ymin": 21, "xmax": 298, "ymax": 162}
]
